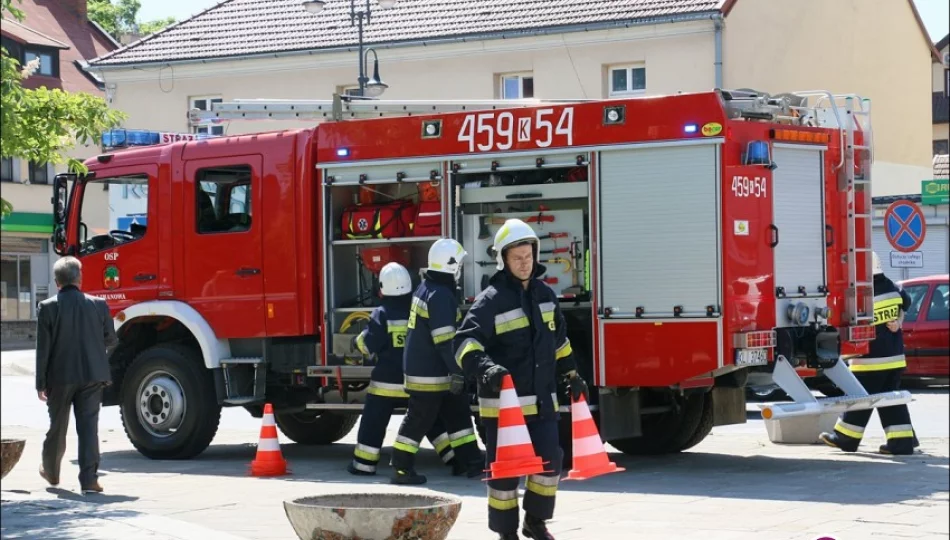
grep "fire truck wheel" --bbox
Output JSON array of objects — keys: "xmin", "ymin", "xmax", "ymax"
[
  {"xmin": 676, "ymin": 393, "xmax": 714, "ymax": 452},
  {"xmin": 120, "ymin": 344, "xmax": 221, "ymax": 460},
  {"xmin": 608, "ymin": 392, "xmax": 706, "ymax": 456},
  {"xmin": 274, "ymin": 411, "xmax": 358, "ymax": 445}
]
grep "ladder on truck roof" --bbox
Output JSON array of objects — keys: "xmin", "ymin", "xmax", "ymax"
[{"xmin": 188, "ymin": 94, "xmax": 590, "ymax": 124}]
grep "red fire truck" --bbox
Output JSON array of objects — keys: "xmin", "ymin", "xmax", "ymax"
[{"xmin": 49, "ymin": 89, "xmax": 911, "ymax": 460}]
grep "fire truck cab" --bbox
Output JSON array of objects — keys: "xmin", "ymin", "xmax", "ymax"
[{"xmin": 49, "ymin": 89, "xmax": 911, "ymax": 460}]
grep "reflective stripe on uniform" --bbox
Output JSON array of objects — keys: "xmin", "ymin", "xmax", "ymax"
[
  {"xmin": 850, "ymin": 354, "xmax": 907, "ymax": 372},
  {"xmin": 432, "ymin": 433, "xmax": 452, "ymax": 454},
  {"xmin": 455, "ymin": 338, "xmax": 485, "ymax": 368},
  {"xmin": 411, "ymin": 297, "xmax": 430, "ymax": 318},
  {"xmin": 393, "ymin": 435, "xmax": 420, "ymax": 454},
  {"xmin": 884, "ymin": 423, "xmax": 915, "ymax": 440},
  {"xmin": 539, "ymin": 302, "xmax": 556, "ymax": 324},
  {"xmin": 350, "ymin": 460, "xmax": 376, "ymax": 473},
  {"xmin": 834, "ymin": 419, "xmax": 866, "ymax": 440},
  {"xmin": 431, "ymin": 325, "xmax": 457, "ymax": 344},
  {"xmin": 872, "ymin": 291, "xmax": 903, "ymax": 326},
  {"xmin": 368, "ymin": 380, "xmax": 409, "ymax": 398},
  {"xmin": 479, "ymin": 395, "xmax": 539, "ymax": 418},
  {"xmin": 354, "ymin": 443, "xmax": 381, "ymax": 462},
  {"xmin": 488, "ymin": 488, "xmax": 519, "ymax": 511},
  {"xmin": 355, "ymin": 331, "xmax": 370, "ymax": 355},
  {"xmin": 449, "ymin": 428, "xmax": 477, "ymax": 448},
  {"xmin": 404, "ymin": 375, "xmax": 452, "ymax": 392},
  {"xmin": 556, "ymin": 339, "xmax": 572, "ymax": 361},
  {"xmin": 495, "ymin": 308, "xmax": 529, "ymax": 335},
  {"xmin": 526, "ymin": 474, "xmax": 559, "ymax": 497}
]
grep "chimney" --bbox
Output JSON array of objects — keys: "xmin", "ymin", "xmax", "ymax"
[{"xmin": 66, "ymin": 0, "xmax": 88, "ymax": 22}]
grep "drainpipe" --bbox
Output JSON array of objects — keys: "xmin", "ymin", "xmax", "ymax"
[{"xmin": 713, "ymin": 14, "xmax": 723, "ymax": 89}]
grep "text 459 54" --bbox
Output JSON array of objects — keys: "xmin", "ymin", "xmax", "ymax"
[{"xmin": 457, "ymin": 108, "xmax": 574, "ymax": 153}]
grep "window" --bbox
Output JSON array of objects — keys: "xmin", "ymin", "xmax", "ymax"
[
  {"xmin": 24, "ymin": 49, "xmax": 55, "ymax": 77},
  {"xmin": 1, "ymin": 158, "xmax": 14, "ymax": 182},
  {"xmin": 190, "ymin": 95, "xmax": 225, "ymax": 136},
  {"xmin": 609, "ymin": 64, "xmax": 647, "ymax": 96},
  {"xmin": 1, "ymin": 254, "xmax": 33, "ymax": 321},
  {"xmin": 499, "ymin": 73, "xmax": 534, "ymax": 99},
  {"xmin": 934, "ymin": 140, "xmax": 949, "ymax": 156},
  {"xmin": 28, "ymin": 162, "xmax": 53, "ymax": 185},
  {"xmin": 195, "ymin": 165, "xmax": 252, "ymax": 234},
  {"xmin": 78, "ymin": 175, "xmax": 149, "ymax": 255},
  {"xmin": 903, "ymin": 284, "xmax": 930, "ymax": 322},
  {"xmin": 926, "ymin": 284, "xmax": 949, "ymax": 321}
]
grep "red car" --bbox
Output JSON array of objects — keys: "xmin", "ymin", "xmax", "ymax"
[{"xmin": 899, "ymin": 274, "xmax": 950, "ymax": 382}]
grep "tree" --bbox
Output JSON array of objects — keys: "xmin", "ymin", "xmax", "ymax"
[
  {"xmin": 1, "ymin": 0, "xmax": 126, "ymax": 217},
  {"xmin": 88, "ymin": 0, "xmax": 176, "ymax": 41}
]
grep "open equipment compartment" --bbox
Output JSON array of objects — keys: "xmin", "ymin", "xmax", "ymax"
[
  {"xmin": 449, "ymin": 151, "xmax": 593, "ymax": 303},
  {"xmin": 319, "ymin": 158, "xmax": 448, "ymax": 367}
]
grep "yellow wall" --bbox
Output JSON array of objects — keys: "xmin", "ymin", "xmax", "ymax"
[
  {"xmin": 935, "ymin": 123, "xmax": 949, "ymax": 144},
  {"xmin": 723, "ymin": 0, "xmax": 933, "ymax": 195}
]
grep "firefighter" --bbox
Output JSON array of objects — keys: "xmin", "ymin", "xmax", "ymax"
[
  {"xmin": 819, "ymin": 252, "xmax": 918, "ymax": 455},
  {"xmin": 347, "ymin": 262, "xmax": 462, "ymax": 477},
  {"xmin": 455, "ymin": 218, "xmax": 588, "ymax": 540},
  {"xmin": 390, "ymin": 239, "xmax": 484, "ymax": 485}
]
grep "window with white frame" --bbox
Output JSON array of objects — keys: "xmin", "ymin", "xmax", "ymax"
[
  {"xmin": 189, "ymin": 95, "xmax": 225, "ymax": 136},
  {"xmin": 608, "ymin": 64, "xmax": 646, "ymax": 96},
  {"xmin": 499, "ymin": 73, "xmax": 534, "ymax": 99}
]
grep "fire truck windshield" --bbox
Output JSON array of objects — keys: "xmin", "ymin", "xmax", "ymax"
[{"xmin": 77, "ymin": 175, "xmax": 149, "ymax": 256}]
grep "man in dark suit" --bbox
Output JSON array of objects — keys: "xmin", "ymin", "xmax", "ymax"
[{"xmin": 35, "ymin": 256, "xmax": 117, "ymax": 493}]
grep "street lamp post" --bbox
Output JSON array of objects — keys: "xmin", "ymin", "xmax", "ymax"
[{"xmin": 302, "ymin": 0, "xmax": 395, "ymax": 98}]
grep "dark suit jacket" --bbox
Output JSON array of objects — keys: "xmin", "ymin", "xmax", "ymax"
[{"xmin": 35, "ymin": 285, "xmax": 118, "ymax": 391}]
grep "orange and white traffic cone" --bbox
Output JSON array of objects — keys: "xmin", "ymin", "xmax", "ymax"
[
  {"xmin": 565, "ymin": 393, "xmax": 624, "ymax": 481},
  {"xmin": 486, "ymin": 374, "xmax": 548, "ymax": 481},
  {"xmin": 249, "ymin": 403, "xmax": 288, "ymax": 477}
]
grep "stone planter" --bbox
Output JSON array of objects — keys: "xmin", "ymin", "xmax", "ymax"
[
  {"xmin": 284, "ymin": 493, "xmax": 462, "ymax": 540},
  {"xmin": 1, "ymin": 439, "xmax": 26, "ymax": 480}
]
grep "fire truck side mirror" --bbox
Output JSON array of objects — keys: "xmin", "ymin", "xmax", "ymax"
[{"xmin": 52, "ymin": 174, "xmax": 69, "ymax": 225}]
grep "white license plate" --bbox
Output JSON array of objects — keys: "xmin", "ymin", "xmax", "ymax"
[{"xmin": 735, "ymin": 348, "xmax": 769, "ymax": 366}]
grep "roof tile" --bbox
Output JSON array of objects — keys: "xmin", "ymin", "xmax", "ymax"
[{"xmin": 90, "ymin": 0, "xmax": 724, "ymax": 66}]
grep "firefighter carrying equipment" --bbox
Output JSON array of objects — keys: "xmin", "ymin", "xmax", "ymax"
[
  {"xmin": 379, "ymin": 262, "xmax": 412, "ymax": 297},
  {"xmin": 491, "ymin": 218, "xmax": 540, "ymax": 271},
  {"xmin": 427, "ymin": 238, "xmax": 467, "ymax": 279},
  {"xmin": 850, "ymin": 273, "xmax": 912, "ymax": 373},
  {"xmin": 348, "ymin": 293, "xmax": 457, "ymax": 475}
]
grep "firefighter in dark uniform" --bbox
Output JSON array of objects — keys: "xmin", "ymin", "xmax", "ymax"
[
  {"xmin": 390, "ymin": 239, "xmax": 484, "ymax": 485},
  {"xmin": 820, "ymin": 252, "xmax": 918, "ymax": 455},
  {"xmin": 455, "ymin": 218, "xmax": 589, "ymax": 540},
  {"xmin": 346, "ymin": 262, "xmax": 461, "ymax": 476}
]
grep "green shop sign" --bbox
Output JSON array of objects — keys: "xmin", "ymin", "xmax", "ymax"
[
  {"xmin": 0, "ymin": 212, "xmax": 54, "ymax": 234},
  {"xmin": 921, "ymin": 179, "xmax": 949, "ymax": 205}
]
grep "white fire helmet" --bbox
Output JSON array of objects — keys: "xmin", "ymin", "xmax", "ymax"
[
  {"xmin": 427, "ymin": 238, "xmax": 467, "ymax": 279},
  {"xmin": 492, "ymin": 218, "xmax": 539, "ymax": 271},
  {"xmin": 872, "ymin": 251, "xmax": 884, "ymax": 276},
  {"xmin": 378, "ymin": 262, "xmax": 412, "ymax": 296}
]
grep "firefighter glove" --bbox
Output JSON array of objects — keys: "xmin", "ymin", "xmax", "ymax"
[
  {"xmin": 449, "ymin": 373, "xmax": 466, "ymax": 395},
  {"xmin": 567, "ymin": 372, "xmax": 589, "ymax": 402},
  {"xmin": 480, "ymin": 364, "xmax": 510, "ymax": 396}
]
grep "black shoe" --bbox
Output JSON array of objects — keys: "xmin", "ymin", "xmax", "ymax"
[
  {"xmin": 879, "ymin": 444, "xmax": 914, "ymax": 456},
  {"xmin": 499, "ymin": 534, "xmax": 520, "ymax": 540},
  {"xmin": 819, "ymin": 432, "xmax": 857, "ymax": 453},
  {"xmin": 347, "ymin": 462, "xmax": 375, "ymax": 476},
  {"xmin": 522, "ymin": 514, "xmax": 555, "ymax": 540},
  {"xmin": 391, "ymin": 469, "xmax": 427, "ymax": 485}
]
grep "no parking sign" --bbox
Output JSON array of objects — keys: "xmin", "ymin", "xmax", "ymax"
[{"xmin": 884, "ymin": 201, "xmax": 926, "ymax": 253}]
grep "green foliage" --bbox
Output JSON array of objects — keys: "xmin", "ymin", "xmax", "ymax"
[
  {"xmin": 1, "ymin": 0, "xmax": 126, "ymax": 216},
  {"xmin": 87, "ymin": 0, "xmax": 175, "ymax": 39}
]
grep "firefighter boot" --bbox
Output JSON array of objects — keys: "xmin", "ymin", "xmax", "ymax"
[
  {"xmin": 522, "ymin": 514, "xmax": 555, "ymax": 540},
  {"xmin": 818, "ymin": 432, "xmax": 857, "ymax": 453},
  {"xmin": 498, "ymin": 534, "xmax": 520, "ymax": 540},
  {"xmin": 391, "ymin": 469, "xmax": 427, "ymax": 485},
  {"xmin": 879, "ymin": 444, "xmax": 914, "ymax": 456}
]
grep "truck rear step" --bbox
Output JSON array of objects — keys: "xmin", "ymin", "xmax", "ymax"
[
  {"xmin": 758, "ymin": 355, "xmax": 912, "ymax": 420},
  {"xmin": 221, "ymin": 357, "xmax": 266, "ymax": 406}
]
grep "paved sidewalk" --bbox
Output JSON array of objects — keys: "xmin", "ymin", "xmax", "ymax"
[{"xmin": 1, "ymin": 425, "xmax": 947, "ymax": 540}]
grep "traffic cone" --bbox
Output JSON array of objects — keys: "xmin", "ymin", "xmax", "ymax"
[
  {"xmin": 486, "ymin": 374, "xmax": 548, "ymax": 481},
  {"xmin": 565, "ymin": 393, "xmax": 624, "ymax": 481},
  {"xmin": 249, "ymin": 403, "xmax": 288, "ymax": 477}
]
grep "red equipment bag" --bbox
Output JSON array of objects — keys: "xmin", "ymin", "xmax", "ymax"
[
  {"xmin": 359, "ymin": 246, "xmax": 411, "ymax": 275},
  {"xmin": 411, "ymin": 201, "xmax": 442, "ymax": 236},
  {"xmin": 341, "ymin": 200, "xmax": 414, "ymax": 239}
]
